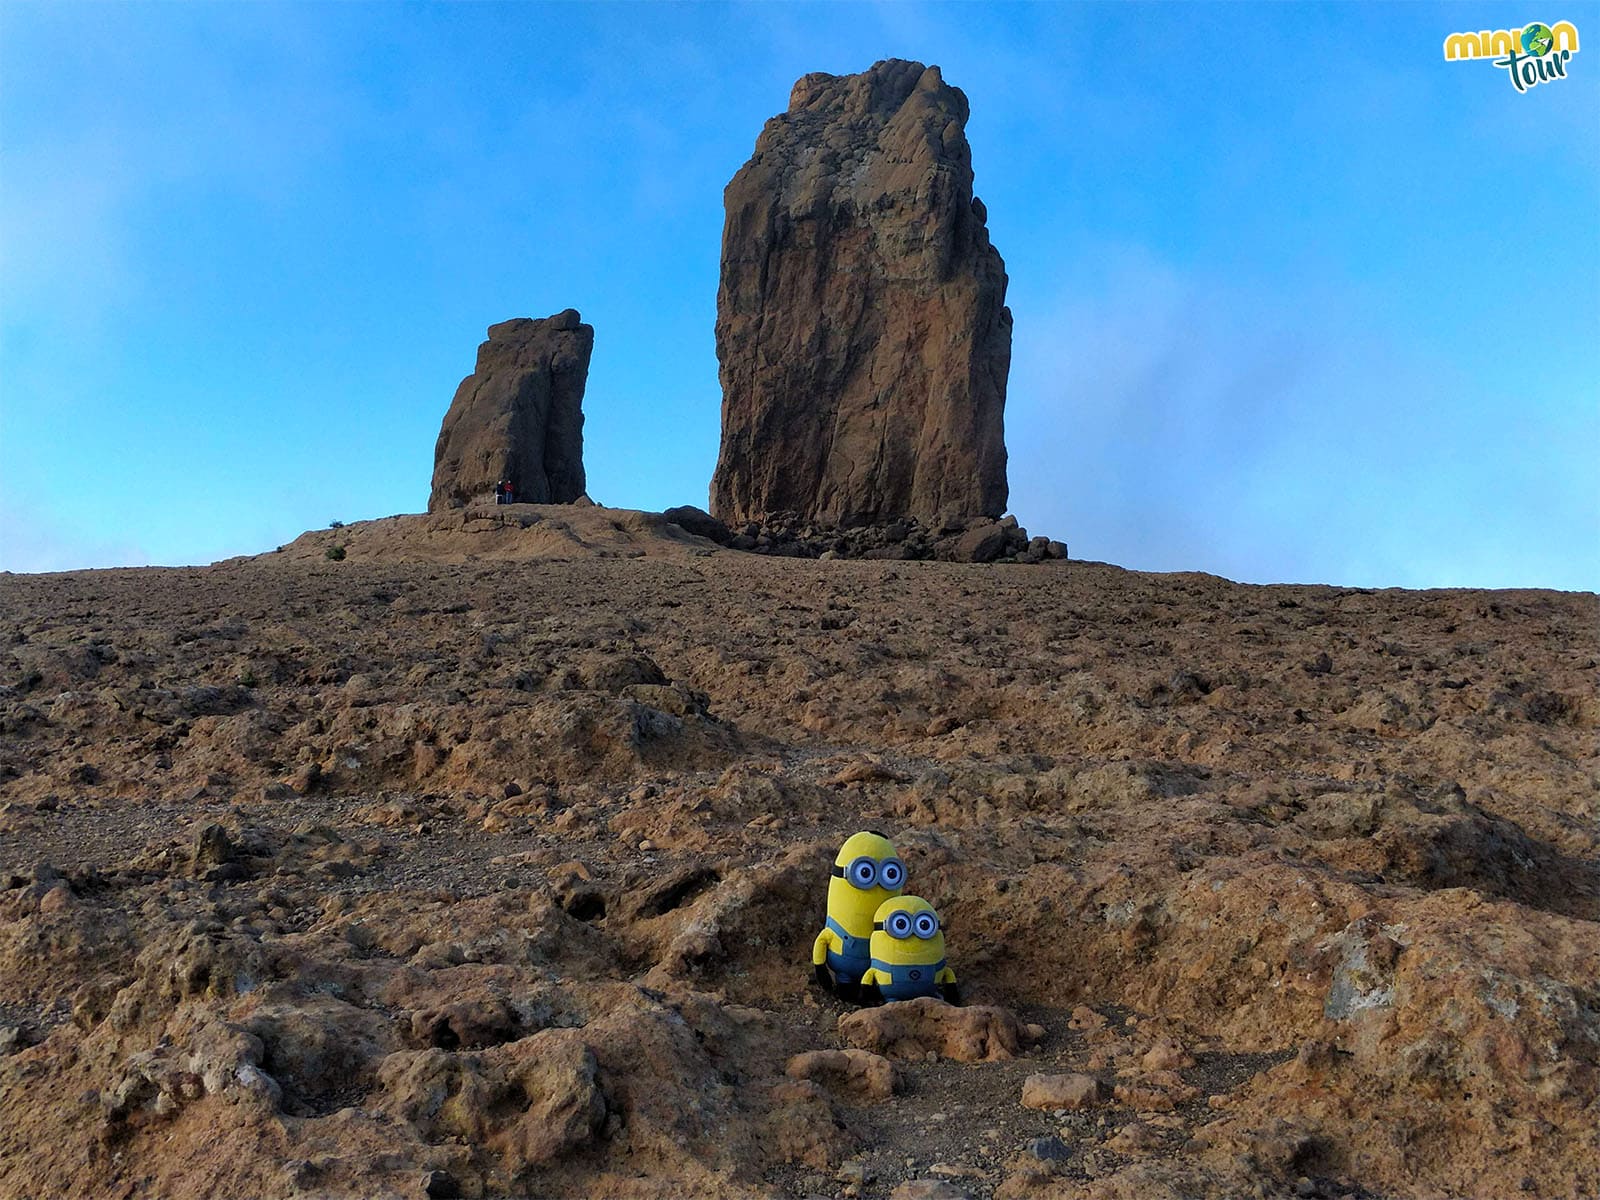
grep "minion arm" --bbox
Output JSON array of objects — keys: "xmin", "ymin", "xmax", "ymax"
[{"xmin": 812, "ymin": 927, "xmax": 837, "ymax": 966}]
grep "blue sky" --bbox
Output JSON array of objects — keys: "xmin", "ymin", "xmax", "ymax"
[{"xmin": 2, "ymin": 2, "xmax": 1596, "ymax": 588}]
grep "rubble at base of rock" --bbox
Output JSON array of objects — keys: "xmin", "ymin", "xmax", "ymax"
[{"xmin": 684, "ymin": 509, "xmax": 1067, "ymax": 564}]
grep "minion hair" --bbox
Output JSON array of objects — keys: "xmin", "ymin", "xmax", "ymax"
[{"xmin": 866, "ymin": 829, "xmax": 888, "ymax": 838}]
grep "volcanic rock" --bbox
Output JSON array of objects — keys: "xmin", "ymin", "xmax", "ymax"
[
  {"xmin": 710, "ymin": 509, "xmax": 1057, "ymax": 563},
  {"xmin": 661, "ymin": 505, "xmax": 733, "ymax": 545},
  {"xmin": 838, "ymin": 997, "xmax": 1044, "ymax": 1062},
  {"xmin": 1, "ymin": 556, "xmax": 1596, "ymax": 1200},
  {"xmin": 710, "ymin": 59, "xmax": 1012, "ymax": 528},
  {"xmin": 785, "ymin": 1048, "xmax": 899, "ymax": 1102},
  {"xmin": 1020, "ymin": 1072, "xmax": 1105, "ymax": 1111},
  {"xmin": 951, "ymin": 522, "xmax": 1009, "ymax": 565},
  {"xmin": 378, "ymin": 1029, "xmax": 605, "ymax": 1171},
  {"xmin": 429, "ymin": 310, "xmax": 591, "ymax": 511}
]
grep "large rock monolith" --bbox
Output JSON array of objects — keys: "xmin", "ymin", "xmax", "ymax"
[
  {"xmin": 710, "ymin": 59, "xmax": 1012, "ymax": 528},
  {"xmin": 429, "ymin": 310, "xmax": 591, "ymax": 511}
]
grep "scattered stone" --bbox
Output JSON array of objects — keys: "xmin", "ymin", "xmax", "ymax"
[
  {"xmin": 1025, "ymin": 1135, "xmax": 1072, "ymax": 1163},
  {"xmin": 1113, "ymin": 1074, "xmax": 1198, "ymax": 1111},
  {"xmin": 1022, "ymin": 1073, "xmax": 1105, "ymax": 1111},
  {"xmin": 1140, "ymin": 1038, "xmax": 1194, "ymax": 1072},
  {"xmin": 826, "ymin": 759, "xmax": 909, "ymax": 786},
  {"xmin": 837, "ymin": 1158, "xmax": 875, "ymax": 1185},
  {"xmin": 191, "ymin": 823, "xmax": 236, "ymax": 869},
  {"xmin": 1069, "ymin": 1005, "xmax": 1109, "ymax": 1031},
  {"xmin": 953, "ymin": 523, "xmax": 1009, "ymax": 565},
  {"xmin": 891, "ymin": 1181, "xmax": 972, "ymax": 1200},
  {"xmin": 711, "ymin": 508, "xmax": 1053, "ymax": 563},
  {"xmin": 1107, "ymin": 1121, "xmax": 1162, "ymax": 1152},
  {"xmin": 786, "ymin": 1049, "xmax": 899, "ymax": 1102},
  {"xmin": 840, "ymin": 997, "xmax": 1044, "ymax": 1062}
]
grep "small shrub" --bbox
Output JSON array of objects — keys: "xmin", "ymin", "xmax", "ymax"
[
  {"xmin": 239, "ymin": 668, "xmax": 260, "ymax": 688},
  {"xmin": 329, "ymin": 519, "xmax": 345, "ymax": 529},
  {"xmin": 325, "ymin": 545, "xmax": 346, "ymax": 561}
]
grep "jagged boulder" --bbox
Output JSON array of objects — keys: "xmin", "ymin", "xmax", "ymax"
[
  {"xmin": 429, "ymin": 310, "xmax": 591, "ymax": 511},
  {"xmin": 710, "ymin": 59, "xmax": 1011, "ymax": 529}
]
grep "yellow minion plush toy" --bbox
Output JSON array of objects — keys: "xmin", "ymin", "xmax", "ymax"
[
  {"xmin": 861, "ymin": 895, "xmax": 958, "ymax": 1004},
  {"xmin": 812, "ymin": 831, "xmax": 906, "ymax": 998}
]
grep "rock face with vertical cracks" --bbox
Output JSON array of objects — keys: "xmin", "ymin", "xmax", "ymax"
[
  {"xmin": 429, "ymin": 310, "xmax": 591, "ymax": 511},
  {"xmin": 711, "ymin": 59, "xmax": 1011, "ymax": 527}
]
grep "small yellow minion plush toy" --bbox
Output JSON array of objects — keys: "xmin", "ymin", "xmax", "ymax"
[
  {"xmin": 812, "ymin": 831, "xmax": 906, "ymax": 999},
  {"xmin": 861, "ymin": 895, "xmax": 958, "ymax": 1004}
]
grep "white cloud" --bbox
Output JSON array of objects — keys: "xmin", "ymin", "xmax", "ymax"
[{"xmin": 1005, "ymin": 245, "xmax": 1598, "ymax": 590}]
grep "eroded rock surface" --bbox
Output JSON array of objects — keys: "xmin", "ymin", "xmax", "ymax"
[
  {"xmin": 786, "ymin": 1047, "xmax": 899, "ymax": 1101},
  {"xmin": 1, "ymin": 557, "xmax": 1595, "ymax": 1200},
  {"xmin": 840, "ymin": 998, "xmax": 1044, "ymax": 1063},
  {"xmin": 711, "ymin": 59, "xmax": 1011, "ymax": 528},
  {"xmin": 429, "ymin": 310, "xmax": 591, "ymax": 511}
]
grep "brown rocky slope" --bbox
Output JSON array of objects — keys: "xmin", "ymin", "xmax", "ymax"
[{"xmin": 0, "ymin": 544, "xmax": 1595, "ymax": 1199}]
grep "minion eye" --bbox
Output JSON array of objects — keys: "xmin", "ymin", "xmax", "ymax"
[
  {"xmin": 888, "ymin": 911, "xmax": 914, "ymax": 938},
  {"xmin": 879, "ymin": 859, "xmax": 905, "ymax": 888},
  {"xmin": 848, "ymin": 857, "xmax": 878, "ymax": 888},
  {"xmin": 914, "ymin": 912, "xmax": 939, "ymax": 939}
]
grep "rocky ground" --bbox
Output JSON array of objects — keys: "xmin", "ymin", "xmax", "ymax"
[
  {"xmin": 1, "ymin": 507, "xmax": 1595, "ymax": 1200},
  {"xmin": 695, "ymin": 510, "xmax": 1066, "ymax": 565}
]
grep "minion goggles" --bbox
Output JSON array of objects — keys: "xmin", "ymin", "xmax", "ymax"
[
  {"xmin": 833, "ymin": 856, "xmax": 906, "ymax": 890},
  {"xmin": 874, "ymin": 910, "xmax": 941, "ymax": 939}
]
